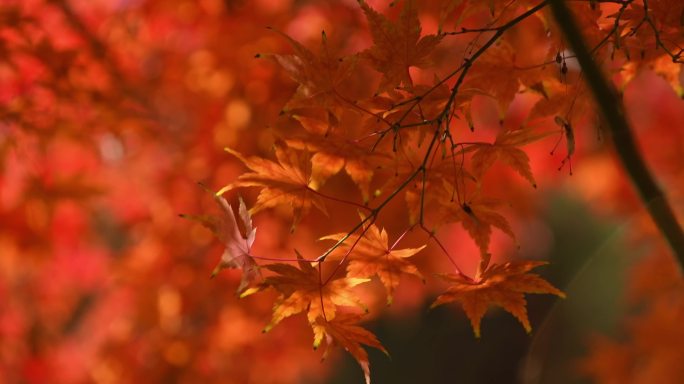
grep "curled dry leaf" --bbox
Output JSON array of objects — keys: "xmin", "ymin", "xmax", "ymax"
[{"xmin": 180, "ymin": 188, "xmax": 260, "ymax": 295}]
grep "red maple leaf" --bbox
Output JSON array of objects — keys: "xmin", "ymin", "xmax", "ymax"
[{"xmin": 285, "ymin": 131, "xmax": 388, "ymax": 203}]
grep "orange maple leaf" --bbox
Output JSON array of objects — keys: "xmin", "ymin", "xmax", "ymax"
[
  {"xmin": 431, "ymin": 260, "xmax": 565, "ymax": 337},
  {"xmin": 438, "ymin": 188, "xmax": 516, "ymax": 255},
  {"xmin": 470, "ymin": 127, "xmax": 556, "ymax": 187},
  {"xmin": 255, "ymin": 252, "xmax": 368, "ymax": 332},
  {"xmin": 219, "ymin": 143, "xmax": 327, "ymax": 229},
  {"xmin": 312, "ymin": 313, "xmax": 388, "ymax": 384},
  {"xmin": 180, "ymin": 189, "xmax": 260, "ymax": 294},
  {"xmin": 285, "ymin": 133, "xmax": 387, "ymax": 203},
  {"xmin": 321, "ymin": 222, "xmax": 426, "ymax": 304},
  {"xmin": 359, "ymin": 0, "xmax": 443, "ymax": 93},
  {"xmin": 269, "ymin": 29, "xmax": 357, "ymax": 115}
]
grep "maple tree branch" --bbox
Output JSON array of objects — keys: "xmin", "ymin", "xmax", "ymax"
[
  {"xmin": 370, "ymin": 2, "xmax": 550, "ymax": 148},
  {"xmin": 638, "ymin": 0, "xmax": 683, "ymax": 63},
  {"xmin": 549, "ymin": 0, "xmax": 684, "ymax": 270},
  {"xmin": 590, "ymin": 0, "xmax": 632, "ymax": 55},
  {"xmin": 305, "ymin": 186, "xmax": 372, "ymax": 211},
  {"xmin": 316, "ymin": 1, "xmax": 550, "ymax": 278}
]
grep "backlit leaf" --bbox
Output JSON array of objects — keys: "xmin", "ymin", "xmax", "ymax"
[
  {"xmin": 286, "ymin": 133, "xmax": 387, "ymax": 202},
  {"xmin": 321, "ymin": 221, "xmax": 426, "ymax": 304},
  {"xmin": 220, "ymin": 143, "xmax": 327, "ymax": 230},
  {"xmin": 438, "ymin": 188, "xmax": 515, "ymax": 255},
  {"xmin": 256, "ymin": 253, "xmax": 368, "ymax": 332},
  {"xmin": 431, "ymin": 260, "xmax": 565, "ymax": 337}
]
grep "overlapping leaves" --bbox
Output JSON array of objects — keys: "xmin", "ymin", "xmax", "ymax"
[
  {"xmin": 254, "ymin": 252, "xmax": 368, "ymax": 332},
  {"xmin": 321, "ymin": 221, "xmax": 426, "ymax": 304},
  {"xmin": 220, "ymin": 143, "xmax": 327, "ymax": 229},
  {"xmin": 181, "ymin": 0, "xmax": 673, "ymax": 381}
]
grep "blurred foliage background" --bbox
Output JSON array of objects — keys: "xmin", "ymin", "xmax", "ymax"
[{"xmin": 1, "ymin": 0, "xmax": 682, "ymax": 383}]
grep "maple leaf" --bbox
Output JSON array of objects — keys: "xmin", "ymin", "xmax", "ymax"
[
  {"xmin": 438, "ymin": 188, "xmax": 516, "ymax": 255},
  {"xmin": 255, "ymin": 252, "xmax": 369, "ymax": 332},
  {"xmin": 431, "ymin": 260, "xmax": 565, "ymax": 337},
  {"xmin": 286, "ymin": 133, "xmax": 387, "ymax": 203},
  {"xmin": 370, "ymin": 140, "xmax": 478, "ymax": 226},
  {"xmin": 180, "ymin": 189, "xmax": 260, "ymax": 294},
  {"xmin": 527, "ymin": 80, "xmax": 593, "ymax": 121},
  {"xmin": 461, "ymin": 41, "xmax": 524, "ymax": 113},
  {"xmin": 312, "ymin": 313, "xmax": 388, "ymax": 384},
  {"xmin": 268, "ymin": 29, "xmax": 357, "ymax": 116},
  {"xmin": 470, "ymin": 127, "xmax": 557, "ymax": 187},
  {"xmin": 321, "ymin": 222, "xmax": 426, "ymax": 304},
  {"xmin": 219, "ymin": 143, "xmax": 327, "ymax": 230},
  {"xmin": 359, "ymin": 0, "xmax": 443, "ymax": 93}
]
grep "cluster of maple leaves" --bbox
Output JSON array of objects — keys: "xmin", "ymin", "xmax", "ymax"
[
  {"xmin": 2, "ymin": 0, "xmax": 683, "ymax": 382},
  {"xmin": 182, "ymin": 0, "xmax": 683, "ymax": 381}
]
